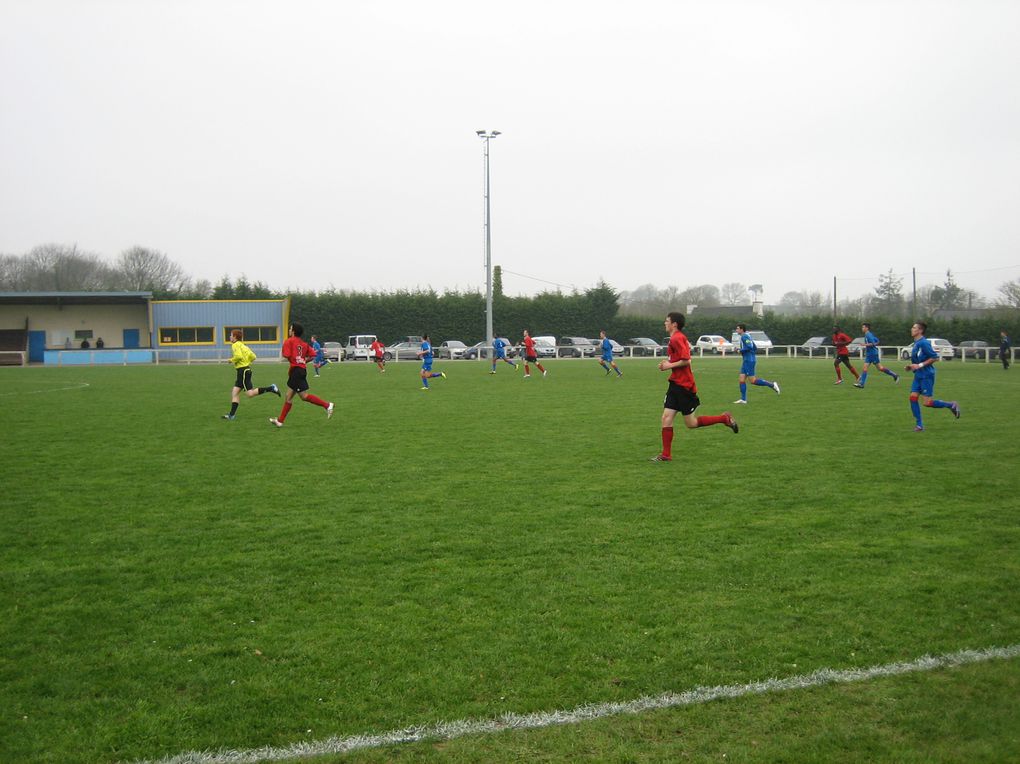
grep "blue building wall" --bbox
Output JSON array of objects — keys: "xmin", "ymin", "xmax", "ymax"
[{"xmin": 150, "ymin": 299, "xmax": 289, "ymax": 361}]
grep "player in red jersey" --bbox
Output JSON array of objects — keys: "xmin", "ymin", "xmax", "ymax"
[
  {"xmin": 520, "ymin": 329, "xmax": 547, "ymax": 378},
  {"xmin": 370, "ymin": 338, "xmax": 386, "ymax": 372},
  {"xmin": 270, "ymin": 323, "xmax": 334, "ymax": 428},
  {"xmin": 651, "ymin": 312, "xmax": 738, "ymax": 462},
  {"xmin": 831, "ymin": 325, "xmax": 860, "ymax": 385}
]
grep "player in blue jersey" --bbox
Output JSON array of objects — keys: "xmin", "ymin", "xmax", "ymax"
[
  {"xmin": 489, "ymin": 336, "xmax": 518, "ymax": 374},
  {"xmin": 733, "ymin": 324, "xmax": 780, "ymax": 404},
  {"xmin": 1001, "ymin": 329, "xmax": 1011, "ymax": 371},
  {"xmin": 597, "ymin": 330, "xmax": 623, "ymax": 377},
  {"xmin": 418, "ymin": 334, "xmax": 447, "ymax": 390},
  {"xmin": 906, "ymin": 321, "xmax": 959, "ymax": 431},
  {"xmin": 853, "ymin": 323, "xmax": 899, "ymax": 388},
  {"xmin": 309, "ymin": 335, "xmax": 326, "ymax": 376}
]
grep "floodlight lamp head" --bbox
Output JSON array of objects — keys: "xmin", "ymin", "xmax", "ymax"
[
  {"xmin": 476, "ymin": 130, "xmax": 486, "ymax": 136},
  {"xmin": 491, "ymin": 130, "xmax": 501, "ymax": 136}
]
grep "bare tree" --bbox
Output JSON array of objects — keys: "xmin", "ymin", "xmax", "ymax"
[
  {"xmin": 996, "ymin": 279, "xmax": 1020, "ymax": 308},
  {"xmin": 720, "ymin": 282, "xmax": 747, "ymax": 305},
  {"xmin": 113, "ymin": 246, "xmax": 188, "ymax": 295},
  {"xmin": 23, "ymin": 244, "xmax": 111, "ymax": 290}
]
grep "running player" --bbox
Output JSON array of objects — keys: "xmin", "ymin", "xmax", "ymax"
[
  {"xmin": 222, "ymin": 329, "xmax": 280, "ymax": 420},
  {"xmin": 269, "ymin": 323, "xmax": 334, "ymax": 427},
  {"xmin": 520, "ymin": 329, "xmax": 547, "ymax": 378},
  {"xmin": 490, "ymin": 336, "xmax": 518, "ymax": 374},
  {"xmin": 309, "ymin": 335, "xmax": 326, "ymax": 377},
  {"xmin": 853, "ymin": 323, "xmax": 899, "ymax": 388},
  {"xmin": 370, "ymin": 337, "xmax": 386, "ymax": 372},
  {"xmin": 419, "ymin": 334, "xmax": 447, "ymax": 390},
  {"xmin": 597, "ymin": 330, "xmax": 622, "ymax": 377},
  {"xmin": 733, "ymin": 323, "xmax": 780, "ymax": 403},
  {"xmin": 651, "ymin": 312, "xmax": 738, "ymax": 462},
  {"xmin": 832, "ymin": 326, "xmax": 860, "ymax": 385},
  {"xmin": 906, "ymin": 321, "xmax": 959, "ymax": 431}
]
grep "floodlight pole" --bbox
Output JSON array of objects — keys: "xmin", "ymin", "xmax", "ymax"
[{"xmin": 477, "ymin": 130, "xmax": 500, "ymax": 350}]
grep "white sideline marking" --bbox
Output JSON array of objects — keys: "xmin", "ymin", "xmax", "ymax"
[
  {"xmin": 138, "ymin": 644, "xmax": 1020, "ymax": 764},
  {"xmin": 0, "ymin": 381, "xmax": 90, "ymax": 396}
]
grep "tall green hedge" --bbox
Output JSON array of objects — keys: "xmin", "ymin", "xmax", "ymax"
[{"xmin": 288, "ymin": 288, "xmax": 1019, "ymax": 347}]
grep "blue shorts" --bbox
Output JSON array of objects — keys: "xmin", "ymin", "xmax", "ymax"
[
  {"xmin": 865, "ymin": 350, "xmax": 881, "ymax": 364},
  {"xmin": 601, "ymin": 353, "xmax": 613, "ymax": 363},
  {"xmin": 421, "ymin": 358, "xmax": 433, "ymax": 372},
  {"xmin": 740, "ymin": 358, "xmax": 757, "ymax": 376},
  {"xmin": 911, "ymin": 373, "xmax": 935, "ymax": 397}
]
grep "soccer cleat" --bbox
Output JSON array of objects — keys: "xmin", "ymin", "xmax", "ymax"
[
  {"xmin": 221, "ymin": 414, "xmax": 235, "ymax": 420},
  {"xmin": 269, "ymin": 383, "xmax": 281, "ymax": 397},
  {"xmin": 489, "ymin": 371, "xmax": 496, "ymax": 375},
  {"xmin": 834, "ymin": 379, "xmax": 843, "ymax": 385},
  {"xmin": 524, "ymin": 374, "xmax": 531, "ymax": 378},
  {"xmin": 852, "ymin": 382, "xmax": 864, "ymax": 388},
  {"xmin": 893, "ymin": 374, "xmax": 900, "ymax": 383},
  {"xmin": 773, "ymin": 381, "xmax": 781, "ymax": 395},
  {"xmin": 914, "ymin": 424, "xmax": 924, "ymax": 432},
  {"xmin": 326, "ymin": 402, "xmax": 335, "ymax": 419},
  {"xmin": 421, "ymin": 386, "xmax": 429, "ymax": 390},
  {"xmin": 269, "ymin": 417, "xmax": 283, "ymax": 428},
  {"xmin": 542, "ymin": 370, "xmax": 547, "ymax": 377},
  {"xmin": 440, "ymin": 372, "xmax": 447, "ymax": 379},
  {"xmin": 724, "ymin": 412, "xmax": 739, "ymax": 434},
  {"xmin": 733, "ymin": 399, "xmax": 747, "ymax": 404},
  {"xmin": 650, "ymin": 454, "xmax": 672, "ymax": 462},
  {"xmin": 950, "ymin": 401, "xmax": 960, "ymax": 419}
]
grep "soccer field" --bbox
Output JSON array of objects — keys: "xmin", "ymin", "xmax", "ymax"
[{"xmin": 1, "ymin": 357, "xmax": 1018, "ymax": 763}]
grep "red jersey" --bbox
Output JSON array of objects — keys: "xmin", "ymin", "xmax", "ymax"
[
  {"xmin": 667, "ymin": 330, "xmax": 697, "ymax": 392},
  {"xmin": 370, "ymin": 340, "xmax": 385, "ymax": 359},
  {"xmin": 522, "ymin": 335, "xmax": 536, "ymax": 356},
  {"xmin": 282, "ymin": 336, "xmax": 315, "ymax": 368},
  {"xmin": 833, "ymin": 332, "xmax": 852, "ymax": 356}
]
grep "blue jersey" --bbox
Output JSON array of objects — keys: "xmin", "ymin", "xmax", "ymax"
[
  {"xmin": 601, "ymin": 337, "xmax": 613, "ymax": 362},
  {"xmin": 864, "ymin": 331, "xmax": 881, "ymax": 363},
  {"xmin": 911, "ymin": 337, "xmax": 937, "ymax": 378},
  {"xmin": 420, "ymin": 340, "xmax": 433, "ymax": 371},
  {"xmin": 492, "ymin": 337, "xmax": 507, "ymax": 359},
  {"xmin": 311, "ymin": 340, "xmax": 324, "ymax": 362},
  {"xmin": 738, "ymin": 333, "xmax": 757, "ymax": 375}
]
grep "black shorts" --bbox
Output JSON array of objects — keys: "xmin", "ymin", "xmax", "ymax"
[
  {"xmin": 835, "ymin": 355, "xmax": 854, "ymax": 367},
  {"xmin": 234, "ymin": 366, "xmax": 254, "ymax": 391},
  {"xmin": 287, "ymin": 366, "xmax": 310, "ymax": 393},
  {"xmin": 663, "ymin": 381, "xmax": 700, "ymax": 415},
  {"xmin": 525, "ymin": 353, "xmax": 538, "ymax": 363}
]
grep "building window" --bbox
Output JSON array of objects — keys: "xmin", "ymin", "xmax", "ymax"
[
  {"xmin": 159, "ymin": 327, "xmax": 215, "ymax": 345},
  {"xmin": 224, "ymin": 326, "xmax": 279, "ymax": 343}
]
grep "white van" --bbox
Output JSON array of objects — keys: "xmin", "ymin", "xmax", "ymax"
[
  {"xmin": 531, "ymin": 336, "xmax": 557, "ymax": 358},
  {"xmin": 345, "ymin": 334, "xmax": 377, "ymax": 361}
]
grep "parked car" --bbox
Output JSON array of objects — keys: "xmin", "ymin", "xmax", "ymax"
[
  {"xmin": 532, "ymin": 336, "xmax": 557, "ymax": 358},
  {"xmin": 627, "ymin": 337, "xmax": 663, "ymax": 356},
  {"xmin": 798, "ymin": 336, "xmax": 833, "ymax": 356},
  {"xmin": 900, "ymin": 338, "xmax": 955, "ymax": 360},
  {"xmin": 695, "ymin": 334, "xmax": 736, "ymax": 354},
  {"xmin": 463, "ymin": 338, "xmax": 517, "ymax": 360},
  {"xmin": 322, "ymin": 341, "xmax": 346, "ymax": 362},
  {"xmin": 847, "ymin": 336, "xmax": 868, "ymax": 355},
  {"xmin": 607, "ymin": 339, "xmax": 625, "ymax": 356},
  {"xmin": 558, "ymin": 336, "xmax": 598, "ymax": 358},
  {"xmin": 437, "ymin": 340, "xmax": 468, "ymax": 359},
  {"xmin": 955, "ymin": 340, "xmax": 997, "ymax": 360},
  {"xmin": 384, "ymin": 341, "xmax": 422, "ymax": 361},
  {"xmin": 730, "ymin": 330, "xmax": 774, "ymax": 352},
  {"xmin": 344, "ymin": 334, "xmax": 377, "ymax": 361}
]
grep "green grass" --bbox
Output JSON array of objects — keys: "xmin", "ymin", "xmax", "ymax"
[{"xmin": 1, "ymin": 356, "xmax": 1018, "ymax": 763}]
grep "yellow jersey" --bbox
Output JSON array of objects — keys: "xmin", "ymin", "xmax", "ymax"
[{"xmin": 230, "ymin": 340, "xmax": 257, "ymax": 368}]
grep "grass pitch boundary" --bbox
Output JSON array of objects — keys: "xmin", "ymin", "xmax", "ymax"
[{"xmin": 138, "ymin": 643, "xmax": 1020, "ymax": 764}]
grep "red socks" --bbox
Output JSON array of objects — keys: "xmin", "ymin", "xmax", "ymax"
[
  {"xmin": 696, "ymin": 414, "xmax": 727, "ymax": 427},
  {"xmin": 304, "ymin": 394, "xmax": 328, "ymax": 408},
  {"xmin": 279, "ymin": 402, "xmax": 293, "ymax": 422},
  {"xmin": 661, "ymin": 427, "xmax": 674, "ymax": 458}
]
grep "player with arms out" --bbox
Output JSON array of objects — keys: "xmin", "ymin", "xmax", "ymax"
[
  {"xmin": 418, "ymin": 334, "xmax": 447, "ymax": 390},
  {"xmin": 906, "ymin": 321, "xmax": 959, "ymax": 431},
  {"xmin": 733, "ymin": 323, "xmax": 779, "ymax": 403},
  {"xmin": 520, "ymin": 329, "xmax": 547, "ymax": 378},
  {"xmin": 370, "ymin": 337, "xmax": 386, "ymax": 372},
  {"xmin": 831, "ymin": 326, "xmax": 860, "ymax": 385},
  {"xmin": 269, "ymin": 323, "xmax": 334, "ymax": 428},
  {"xmin": 853, "ymin": 322, "xmax": 899, "ymax": 388},
  {"xmin": 222, "ymin": 329, "xmax": 280, "ymax": 420},
  {"xmin": 597, "ymin": 330, "xmax": 623, "ymax": 377},
  {"xmin": 651, "ymin": 312, "xmax": 738, "ymax": 462}
]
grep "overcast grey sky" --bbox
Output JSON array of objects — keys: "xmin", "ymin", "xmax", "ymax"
[{"xmin": 2, "ymin": 0, "xmax": 1018, "ymax": 302}]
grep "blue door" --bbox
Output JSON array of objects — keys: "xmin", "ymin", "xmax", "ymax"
[
  {"xmin": 28, "ymin": 331, "xmax": 46, "ymax": 362},
  {"xmin": 123, "ymin": 328, "xmax": 140, "ymax": 348}
]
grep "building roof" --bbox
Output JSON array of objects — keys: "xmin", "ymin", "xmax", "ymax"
[{"xmin": 0, "ymin": 291, "xmax": 153, "ymax": 305}]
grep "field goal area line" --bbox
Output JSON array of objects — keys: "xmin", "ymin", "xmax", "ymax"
[
  {"xmin": 140, "ymin": 643, "xmax": 1020, "ymax": 764},
  {"xmin": 0, "ymin": 381, "xmax": 90, "ymax": 397}
]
